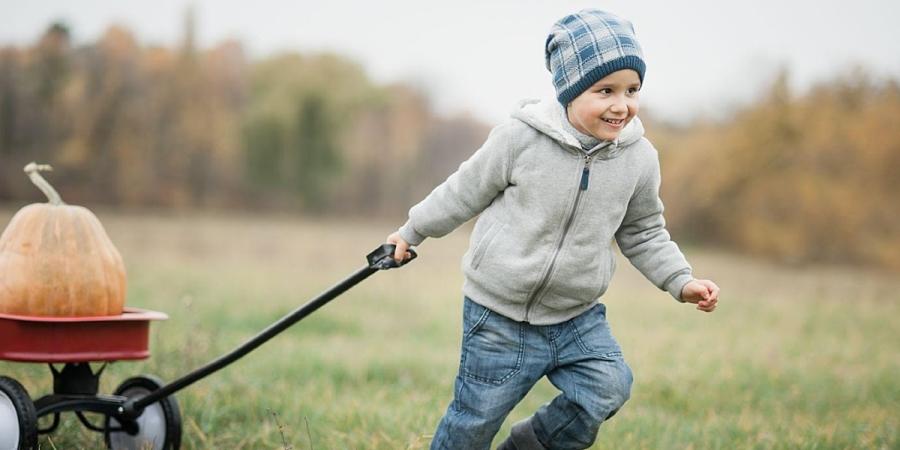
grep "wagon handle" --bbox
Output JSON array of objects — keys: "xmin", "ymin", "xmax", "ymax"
[
  {"xmin": 120, "ymin": 244, "xmax": 416, "ymax": 418},
  {"xmin": 367, "ymin": 243, "xmax": 417, "ymax": 269}
]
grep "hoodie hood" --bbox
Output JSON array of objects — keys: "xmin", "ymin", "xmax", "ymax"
[{"xmin": 511, "ymin": 98, "xmax": 645, "ymax": 159}]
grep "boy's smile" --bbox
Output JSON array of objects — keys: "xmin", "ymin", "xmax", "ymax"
[{"xmin": 566, "ymin": 69, "xmax": 641, "ymax": 141}]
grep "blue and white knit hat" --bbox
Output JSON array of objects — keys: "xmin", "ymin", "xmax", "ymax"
[{"xmin": 545, "ymin": 9, "xmax": 646, "ymax": 105}]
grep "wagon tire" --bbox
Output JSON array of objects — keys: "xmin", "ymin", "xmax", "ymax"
[
  {"xmin": 105, "ymin": 375, "xmax": 182, "ymax": 450},
  {"xmin": 0, "ymin": 376, "xmax": 38, "ymax": 450}
]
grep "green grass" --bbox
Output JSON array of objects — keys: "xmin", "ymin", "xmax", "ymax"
[{"xmin": 1, "ymin": 210, "xmax": 897, "ymax": 449}]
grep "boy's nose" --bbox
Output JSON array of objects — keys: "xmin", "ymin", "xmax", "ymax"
[{"xmin": 610, "ymin": 100, "xmax": 626, "ymax": 113}]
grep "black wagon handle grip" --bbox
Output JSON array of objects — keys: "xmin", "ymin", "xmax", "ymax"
[{"xmin": 367, "ymin": 244, "xmax": 418, "ymax": 270}]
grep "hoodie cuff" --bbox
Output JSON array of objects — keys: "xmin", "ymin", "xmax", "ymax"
[
  {"xmin": 398, "ymin": 221, "xmax": 426, "ymax": 247},
  {"xmin": 665, "ymin": 272, "xmax": 694, "ymax": 302}
]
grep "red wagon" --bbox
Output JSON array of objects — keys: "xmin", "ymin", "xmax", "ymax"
[
  {"xmin": 0, "ymin": 244, "xmax": 413, "ymax": 450},
  {"xmin": 0, "ymin": 308, "xmax": 179, "ymax": 450}
]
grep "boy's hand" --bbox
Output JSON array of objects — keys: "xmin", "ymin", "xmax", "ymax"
[
  {"xmin": 386, "ymin": 232, "xmax": 413, "ymax": 262},
  {"xmin": 681, "ymin": 279, "xmax": 720, "ymax": 313}
]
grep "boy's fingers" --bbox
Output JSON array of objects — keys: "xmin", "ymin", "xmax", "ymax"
[
  {"xmin": 685, "ymin": 283, "xmax": 701, "ymax": 300},
  {"xmin": 694, "ymin": 279, "xmax": 719, "ymax": 303},
  {"xmin": 394, "ymin": 243, "xmax": 408, "ymax": 261},
  {"xmin": 386, "ymin": 233, "xmax": 408, "ymax": 261},
  {"xmin": 691, "ymin": 280, "xmax": 720, "ymax": 311},
  {"xmin": 685, "ymin": 290, "xmax": 702, "ymax": 304},
  {"xmin": 704, "ymin": 280, "xmax": 720, "ymax": 300}
]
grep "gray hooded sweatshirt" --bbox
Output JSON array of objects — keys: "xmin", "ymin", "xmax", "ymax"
[{"xmin": 399, "ymin": 99, "xmax": 693, "ymax": 325}]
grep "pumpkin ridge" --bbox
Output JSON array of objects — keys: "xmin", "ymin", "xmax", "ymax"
[
  {"xmin": 26, "ymin": 206, "xmax": 49, "ymax": 314},
  {"xmin": 53, "ymin": 207, "xmax": 70, "ymax": 315},
  {"xmin": 81, "ymin": 210, "xmax": 103, "ymax": 314},
  {"xmin": 82, "ymin": 207, "xmax": 125, "ymax": 315},
  {"xmin": 67, "ymin": 207, "xmax": 88, "ymax": 315},
  {"xmin": 30, "ymin": 206, "xmax": 55, "ymax": 315},
  {"xmin": 0, "ymin": 208, "xmax": 30, "ymax": 313},
  {"xmin": 85, "ymin": 209, "xmax": 112, "ymax": 315},
  {"xmin": 0, "ymin": 206, "xmax": 27, "ymax": 254},
  {"xmin": 100, "ymin": 210, "xmax": 126, "ymax": 313}
]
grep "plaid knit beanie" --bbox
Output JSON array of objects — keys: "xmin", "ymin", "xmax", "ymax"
[{"xmin": 545, "ymin": 9, "xmax": 646, "ymax": 105}]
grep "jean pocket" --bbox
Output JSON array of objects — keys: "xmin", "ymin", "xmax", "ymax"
[
  {"xmin": 461, "ymin": 300, "xmax": 524, "ymax": 385},
  {"xmin": 571, "ymin": 303, "xmax": 623, "ymax": 360}
]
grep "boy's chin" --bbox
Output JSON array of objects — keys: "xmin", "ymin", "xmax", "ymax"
[{"xmin": 589, "ymin": 129, "xmax": 622, "ymax": 141}]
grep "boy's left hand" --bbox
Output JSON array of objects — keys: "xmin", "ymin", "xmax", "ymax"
[{"xmin": 681, "ymin": 279, "xmax": 720, "ymax": 313}]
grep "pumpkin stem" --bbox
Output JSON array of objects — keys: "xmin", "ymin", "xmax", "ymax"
[{"xmin": 24, "ymin": 162, "xmax": 64, "ymax": 205}]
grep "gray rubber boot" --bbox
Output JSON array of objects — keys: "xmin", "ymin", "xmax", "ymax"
[{"xmin": 496, "ymin": 418, "xmax": 546, "ymax": 450}]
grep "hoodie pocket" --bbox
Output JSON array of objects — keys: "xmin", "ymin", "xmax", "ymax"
[{"xmin": 471, "ymin": 222, "xmax": 505, "ymax": 270}]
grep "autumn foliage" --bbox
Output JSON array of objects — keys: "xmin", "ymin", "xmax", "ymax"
[
  {"xmin": 655, "ymin": 70, "xmax": 900, "ymax": 270},
  {"xmin": 0, "ymin": 23, "xmax": 488, "ymax": 214},
  {"xmin": 1, "ymin": 23, "xmax": 898, "ymax": 270}
]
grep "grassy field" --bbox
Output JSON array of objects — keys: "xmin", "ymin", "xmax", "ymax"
[{"xmin": 0, "ymin": 209, "xmax": 897, "ymax": 449}]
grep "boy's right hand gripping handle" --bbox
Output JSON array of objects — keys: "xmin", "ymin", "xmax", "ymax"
[{"xmin": 367, "ymin": 244, "xmax": 418, "ymax": 270}]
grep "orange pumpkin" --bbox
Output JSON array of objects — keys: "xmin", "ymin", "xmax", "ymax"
[{"xmin": 0, "ymin": 163, "xmax": 126, "ymax": 316}]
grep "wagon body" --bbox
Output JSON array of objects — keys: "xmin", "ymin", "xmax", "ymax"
[{"xmin": 0, "ymin": 308, "xmax": 167, "ymax": 363}]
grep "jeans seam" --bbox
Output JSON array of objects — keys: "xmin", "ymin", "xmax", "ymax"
[
  {"xmin": 571, "ymin": 320, "xmax": 622, "ymax": 360},
  {"xmin": 549, "ymin": 331, "xmax": 560, "ymax": 369},
  {"xmin": 464, "ymin": 303, "xmax": 491, "ymax": 340},
  {"xmin": 570, "ymin": 320, "xmax": 591, "ymax": 354},
  {"xmin": 463, "ymin": 322, "xmax": 525, "ymax": 385},
  {"xmin": 449, "ymin": 375, "xmax": 464, "ymax": 417}
]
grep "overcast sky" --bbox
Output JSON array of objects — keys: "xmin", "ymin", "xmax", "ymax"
[{"xmin": 4, "ymin": 0, "xmax": 899, "ymax": 124}]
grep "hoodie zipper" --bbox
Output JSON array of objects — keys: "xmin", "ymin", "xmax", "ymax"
[{"xmin": 524, "ymin": 152, "xmax": 594, "ymax": 322}]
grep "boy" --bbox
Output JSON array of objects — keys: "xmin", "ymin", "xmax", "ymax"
[{"xmin": 387, "ymin": 9, "xmax": 719, "ymax": 450}]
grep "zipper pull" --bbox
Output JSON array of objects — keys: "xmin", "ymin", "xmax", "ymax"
[{"xmin": 580, "ymin": 155, "xmax": 593, "ymax": 190}]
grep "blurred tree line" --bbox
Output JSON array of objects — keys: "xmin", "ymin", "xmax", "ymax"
[
  {"xmin": 0, "ymin": 22, "xmax": 489, "ymax": 214},
  {"xmin": 653, "ymin": 69, "xmax": 900, "ymax": 270},
  {"xmin": 1, "ymin": 23, "xmax": 898, "ymax": 270}
]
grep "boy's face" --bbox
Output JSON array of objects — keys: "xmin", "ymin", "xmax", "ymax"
[{"xmin": 566, "ymin": 69, "xmax": 641, "ymax": 141}]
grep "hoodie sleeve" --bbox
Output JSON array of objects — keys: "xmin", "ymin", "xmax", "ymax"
[
  {"xmin": 398, "ymin": 122, "xmax": 515, "ymax": 246},
  {"xmin": 614, "ymin": 151, "xmax": 693, "ymax": 301}
]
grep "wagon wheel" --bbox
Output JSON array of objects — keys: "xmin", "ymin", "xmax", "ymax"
[
  {"xmin": 104, "ymin": 375, "xmax": 182, "ymax": 450},
  {"xmin": 0, "ymin": 376, "xmax": 38, "ymax": 450}
]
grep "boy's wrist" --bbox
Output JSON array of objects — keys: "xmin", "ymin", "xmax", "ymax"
[
  {"xmin": 398, "ymin": 221, "xmax": 426, "ymax": 247},
  {"xmin": 666, "ymin": 273, "xmax": 694, "ymax": 302}
]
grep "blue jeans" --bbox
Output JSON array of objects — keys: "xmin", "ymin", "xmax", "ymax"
[{"xmin": 431, "ymin": 297, "xmax": 633, "ymax": 450}]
